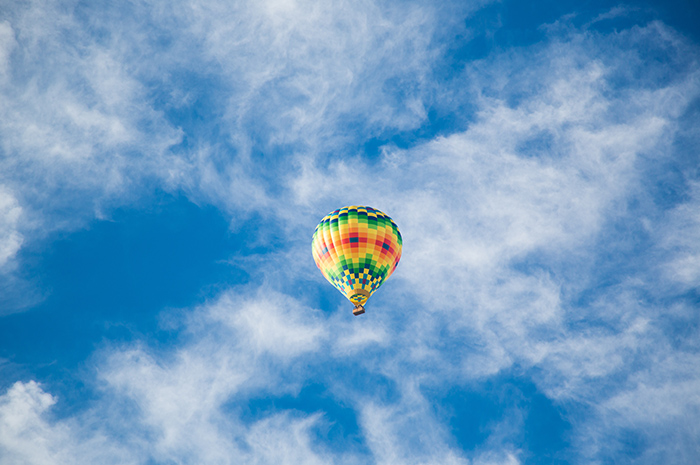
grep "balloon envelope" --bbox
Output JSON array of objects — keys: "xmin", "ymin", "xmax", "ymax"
[{"xmin": 311, "ymin": 206, "xmax": 402, "ymax": 311}]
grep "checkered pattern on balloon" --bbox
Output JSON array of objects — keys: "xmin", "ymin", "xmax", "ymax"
[{"xmin": 312, "ymin": 206, "xmax": 402, "ymax": 313}]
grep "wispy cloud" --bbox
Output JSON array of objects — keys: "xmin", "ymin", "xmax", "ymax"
[
  {"xmin": 658, "ymin": 182, "xmax": 700, "ymax": 288},
  {"xmin": 0, "ymin": 0, "xmax": 464, "ymax": 274},
  {"xmin": 0, "ymin": 380, "xmax": 140, "ymax": 464},
  {"xmin": 0, "ymin": 1, "xmax": 181, "ymax": 254},
  {"xmin": 0, "ymin": 187, "xmax": 22, "ymax": 269}
]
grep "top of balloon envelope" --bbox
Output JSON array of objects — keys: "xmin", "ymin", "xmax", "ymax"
[{"xmin": 311, "ymin": 206, "xmax": 402, "ymax": 315}]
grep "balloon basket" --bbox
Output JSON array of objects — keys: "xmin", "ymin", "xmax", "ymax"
[{"xmin": 353, "ymin": 305, "xmax": 365, "ymax": 316}]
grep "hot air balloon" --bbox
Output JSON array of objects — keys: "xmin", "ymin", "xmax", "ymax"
[{"xmin": 311, "ymin": 206, "xmax": 402, "ymax": 315}]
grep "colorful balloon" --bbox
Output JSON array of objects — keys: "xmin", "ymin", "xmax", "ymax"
[{"xmin": 311, "ymin": 206, "xmax": 402, "ymax": 315}]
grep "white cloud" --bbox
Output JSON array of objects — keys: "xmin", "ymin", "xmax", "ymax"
[
  {"xmin": 0, "ymin": 381, "xmax": 58, "ymax": 465},
  {"xmin": 332, "ymin": 320, "xmax": 390, "ymax": 356},
  {"xmin": 0, "ymin": 21, "xmax": 16, "ymax": 77},
  {"xmin": 0, "ymin": 186, "xmax": 22, "ymax": 269},
  {"xmin": 244, "ymin": 413, "xmax": 331, "ymax": 465},
  {"xmin": 0, "ymin": 1, "xmax": 183, "ymax": 240},
  {"xmin": 472, "ymin": 452, "xmax": 521, "ymax": 465},
  {"xmin": 658, "ymin": 182, "xmax": 700, "ymax": 288},
  {"xmin": 97, "ymin": 289, "xmax": 332, "ymax": 464},
  {"xmin": 206, "ymin": 289, "xmax": 326, "ymax": 359},
  {"xmin": 187, "ymin": 0, "xmax": 443, "ymax": 147},
  {"xmin": 0, "ymin": 381, "xmax": 138, "ymax": 465},
  {"xmin": 359, "ymin": 400, "xmax": 470, "ymax": 465}
]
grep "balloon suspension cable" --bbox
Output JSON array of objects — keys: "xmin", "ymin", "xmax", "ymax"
[{"xmin": 353, "ymin": 304, "xmax": 365, "ymax": 316}]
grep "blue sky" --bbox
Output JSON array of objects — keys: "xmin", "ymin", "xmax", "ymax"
[{"xmin": 1, "ymin": 0, "xmax": 699, "ymax": 463}]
